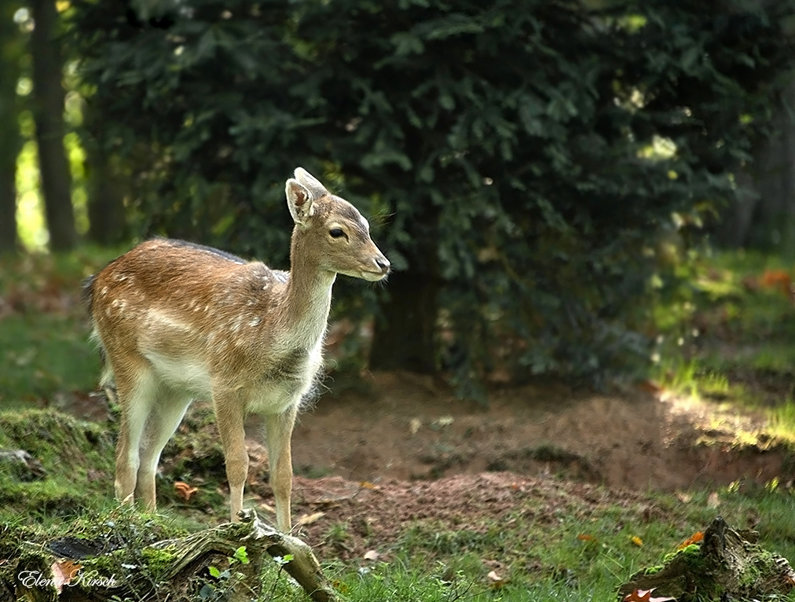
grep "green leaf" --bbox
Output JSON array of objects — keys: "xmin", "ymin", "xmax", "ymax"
[
  {"xmin": 391, "ymin": 32, "xmax": 424, "ymax": 56},
  {"xmin": 233, "ymin": 546, "xmax": 249, "ymax": 565}
]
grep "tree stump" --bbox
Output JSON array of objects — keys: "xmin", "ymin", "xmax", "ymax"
[
  {"xmin": 618, "ymin": 516, "xmax": 795, "ymax": 601},
  {"xmin": 1, "ymin": 510, "xmax": 334, "ymax": 601}
]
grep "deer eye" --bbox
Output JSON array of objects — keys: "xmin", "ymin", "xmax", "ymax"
[{"xmin": 329, "ymin": 228, "xmax": 346, "ymax": 239}]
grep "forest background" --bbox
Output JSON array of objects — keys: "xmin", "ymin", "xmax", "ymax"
[{"xmin": 2, "ymin": 0, "xmax": 795, "ymax": 395}]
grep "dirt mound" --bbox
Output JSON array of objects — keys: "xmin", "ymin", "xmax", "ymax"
[
  {"xmin": 282, "ymin": 372, "xmax": 789, "ymax": 494},
  {"xmin": 279, "ymin": 472, "xmax": 640, "ymax": 559}
]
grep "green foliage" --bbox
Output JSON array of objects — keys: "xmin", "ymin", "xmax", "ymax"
[{"xmin": 67, "ymin": 0, "xmax": 795, "ymax": 387}]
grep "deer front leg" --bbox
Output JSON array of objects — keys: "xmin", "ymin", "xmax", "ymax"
[
  {"xmin": 214, "ymin": 392, "xmax": 248, "ymax": 522},
  {"xmin": 264, "ymin": 404, "xmax": 298, "ymax": 532}
]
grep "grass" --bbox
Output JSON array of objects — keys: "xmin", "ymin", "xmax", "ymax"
[
  {"xmin": 1, "ymin": 246, "xmax": 795, "ymax": 600},
  {"xmin": 0, "ymin": 245, "xmax": 120, "ymax": 408},
  {"xmin": 653, "ymin": 248, "xmax": 795, "ymax": 443},
  {"xmin": 1, "ymin": 420, "xmax": 792, "ymax": 602}
]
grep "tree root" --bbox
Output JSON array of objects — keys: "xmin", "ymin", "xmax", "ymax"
[
  {"xmin": 618, "ymin": 516, "xmax": 795, "ymax": 601},
  {"xmin": 1, "ymin": 509, "xmax": 334, "ymax": 601}
]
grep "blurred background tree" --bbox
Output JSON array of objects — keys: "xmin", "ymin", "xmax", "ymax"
[
  {"xmin": 3, "ymin": 0, "xmax": 795, "ymax": 394},
  {"xmin": 0, "ymin": 0, "xmax": 24, "ymax": 253},
  {"xmin": 30, "ymin": 0, "xmax": 76, "ymax": 250}
]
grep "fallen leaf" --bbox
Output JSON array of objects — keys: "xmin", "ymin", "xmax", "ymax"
[
  {"xmin": 707, "ymin": 492, "xmax": 720, "ymax": 509},
  {"xmin": 675, "ymin": 491, "xmax": 692, "ymax": 503},
  {"xmin": 296, "ymin": 511, "xmax": 325, "ymax": 526},
  {"xmin": 359, "ymin": 481, "xmax": 377, "ymax": 490},
  {"xmin": 677, "ymin": 531, "xmax": 704, "ymax": 550},
  {"xmin": 363, "ymin": 549, "xmax": 380, "ymax": 561},
  {"xmin": 577, "ymin": 533, "xmax": 597, "ymax": 542},
  {"xmin": 174, "ymin": 481, "xmax": 199, "ymax": 501},
  {"xmin": 759, "ymin": 269, "xmax": 793, "ymax": 299},
  {"xmin": 51, "ymin": 560, "xmax": 81, "ymax": 593},
  {"xmin": 409, "ymin": 417, "xmax": 422, "ymax": 434},
  {"xmin": 623, "ymin": 587, "xmax": 677, "ymax": 602},
  {"xmin": 630, "ymin": 536, "xmax": 643, "ymax": 547}
]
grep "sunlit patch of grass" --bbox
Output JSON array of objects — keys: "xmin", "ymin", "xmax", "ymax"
[
  {"xmin": 767, "ymin": 401, "xmax": 795, "ymax": 443},
  {"xmin": 652, "ymin": 248, "xmax": 795, "ymax": 453},
  {"xmin": 655, "ymin": 357, "xmax": 736, "ymax": 402}
]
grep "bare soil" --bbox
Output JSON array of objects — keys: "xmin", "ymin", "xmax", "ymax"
[
  {"xmin": 234, "ymin": 371, "xmax": 791, "ymax": 556},
  {"xmin": 283, "ymin": 371, "xmax": 786, "ymax": 491}
]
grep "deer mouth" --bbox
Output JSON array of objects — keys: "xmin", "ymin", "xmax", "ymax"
[{"xmin": 360, "ymin": 268, "xmax": 390, "ymax": 282}]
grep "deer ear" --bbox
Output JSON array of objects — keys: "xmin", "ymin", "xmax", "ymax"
[
  {"xmin": 294, "ymin": 167, "xmax": 328, "ymax": 199},
  {"xmin": 285, "ymin": 179, "xmax": 315, "ymax": 225}
]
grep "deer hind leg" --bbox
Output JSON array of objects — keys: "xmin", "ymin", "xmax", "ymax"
[
  {"xmin": 114, "ymin": 366, "xmax": 157, "ymax": 506},
  {"xmin": 213, "ymin": 391, "xmax": 248, "ymax": 523},
  {"xmin": 264, "ymin": 404, "xmax": 299, "ymax": 532},
  {"xmin": 135, "ymin": 390, "xmax": 192, "ymax": 512}
]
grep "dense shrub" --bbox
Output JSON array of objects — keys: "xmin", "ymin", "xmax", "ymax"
[{"xmin": 69, "ymin": 0, "xmax": 795, "ymax": 393}]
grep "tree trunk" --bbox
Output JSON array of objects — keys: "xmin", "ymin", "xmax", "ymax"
[
  {"xmin": 370, "ymin": 206, "xmax": 440, "ymax": 373},
  {"xmin": 0, "ymin": 2, "xmax": 23, "ymax": 253},
  {"xmin": 30, "ymin": 0, "xmax": 76, "ymax": 251},
  {"xmin": 718, "ymin": 77, "xmax": 795, "ymax": 251},
  {"xmin": 0, "ymin": 131, "xmax": 19, "ymax": 254},
  {"xmin": 85, "ymin": 153, "xmax": 127, "ymax": 244},
  {"xmin": 82, "ymin": 98, "xmax": 127, "ymax": 245}
]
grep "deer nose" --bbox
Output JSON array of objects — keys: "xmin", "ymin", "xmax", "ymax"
[{"xmin": 375, "ymin": 256, "xmax": 390, "ymax": 273}]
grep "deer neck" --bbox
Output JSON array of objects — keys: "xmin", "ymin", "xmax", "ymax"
[{"xmin": 280, "ymin": 237, "xmax": 336, "ymax": 350}]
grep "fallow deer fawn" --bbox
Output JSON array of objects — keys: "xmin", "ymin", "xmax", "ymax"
[{"xmin": 84, "ymin": 168, "xmax": 390, "ymax": 531}]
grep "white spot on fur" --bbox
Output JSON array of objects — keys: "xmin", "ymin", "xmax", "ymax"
[
  {"xmin": 249, "ymin": 317, "xmax": 261, "ymax": 327},
  {"xmin": 229, "ymin": 315, "xmax": 244, "ymax": 333},
  {"xmin": 145, "ymin": 309, "xmax": 190, "ymax": 333}
]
